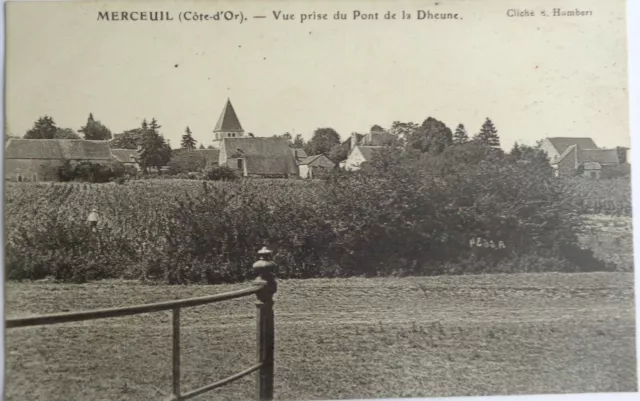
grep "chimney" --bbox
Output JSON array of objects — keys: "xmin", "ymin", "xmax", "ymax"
[{"xmin": 617, "ymin": 146, "xmax": 628, "ymax": 164}]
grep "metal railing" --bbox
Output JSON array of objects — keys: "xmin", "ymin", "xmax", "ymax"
[{"xmin": 5, "ymin": 247, "xmax": 278, "ymax": 401}]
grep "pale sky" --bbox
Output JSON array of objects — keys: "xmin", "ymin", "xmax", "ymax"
[{"xmin": 5, "ymin": 0, "xmax": 630, "ymax": 150}]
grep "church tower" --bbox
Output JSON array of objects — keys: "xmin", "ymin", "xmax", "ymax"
[{"xmin": 212, "ymin": 99, "xmax": 245, "ymax": 147}]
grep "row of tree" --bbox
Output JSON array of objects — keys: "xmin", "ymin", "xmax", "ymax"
[
  {"xmin": 271, "ymin": 117, "xmax": 502, "ymax": 164},
  {"xmin": 18, "ymin": 114, "xmax": 113, "ymax": 141},
  {"xmin": 14, "ymin": 113, "xmax": 506, "ymax": 173}
]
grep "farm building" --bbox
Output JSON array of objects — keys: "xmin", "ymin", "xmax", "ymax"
[
  {"xmin": 111, "ymin": 149, "xmax": 141, "ymax": 171},
  {"xmin": 218, "ymin": 137, "xmax": 298, "ymax": 178},
  {"xmin": 298, "ymin": 154, "xmax": 335, "ymax": 179},
  {"xmin": 540, "ymin": 137, "xmax": 598, "ymax": 162},
  {"xmin": 344, "ymin": 146, "xmax": 385, "ymax": 171},
  {"xmin": 5, "ymin": 138, "xmax": 117, "ymax": 182},
  {"xmin": 542, "ymin": 137, "xmax": 630, "ymax": 178},
  {"xmin": 341, "ymin": 127, "xmax": 399, "ymax": 171}
]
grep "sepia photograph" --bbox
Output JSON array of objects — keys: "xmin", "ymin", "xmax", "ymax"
[{"xmin": 2, "ymin": 0, "xmax": 638, "ymax": 400}]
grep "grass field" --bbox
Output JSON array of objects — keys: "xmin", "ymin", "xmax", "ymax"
[{"xmin": 4, "ymin": 272, "xmax": 637, "ymax": 401}]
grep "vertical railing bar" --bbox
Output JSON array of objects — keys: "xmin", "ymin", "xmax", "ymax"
[
  {"xmin": 253, "ymin": 247, "xmax": 277, "ymax": 401},
  {"xmin": 172, "ymin": 308, "xmax": 181, "ymax": 401}
]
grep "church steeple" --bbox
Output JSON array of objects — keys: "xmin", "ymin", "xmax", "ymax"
[{"xmin": 213, "ymin": 99, "xmax": 244, "ymax": 140}]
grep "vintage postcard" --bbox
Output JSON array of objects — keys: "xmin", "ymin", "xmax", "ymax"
[{"xmin": 2, "ymin": 0, "xmax": 637, "ymax": 400}]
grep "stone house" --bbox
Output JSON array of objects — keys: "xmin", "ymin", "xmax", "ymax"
[
  {"xmin": 298, "ymin": 154, "xmax": 335, "ymax": 179},
  {"xmin": 218, "ymin": 137, "xmax": 298, "ymax": 178},
  {"xmin": 541, "ymin": 137, "xmax": 629, "ymax": 178},
  {"xmin": 5, "ymin": 138, "xmax": 117, "ymax": 181}
]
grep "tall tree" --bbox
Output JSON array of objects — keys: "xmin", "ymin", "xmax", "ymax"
[
  {"xmin": 111, "ymin": 129, "xmax": 142, "ymax": 149},
  {"xmin": 370, "ymin": 124, "xmax": 385, "ymax": 133},
  {"xmin": 328, "ymin": 143, "xmax": 350, "ymax": 164},
  {"xmin": 510, "ymin": 142, "xmax": 523, "ymax": 159},
  {"xmin": 181, "ymin": 126, "xmax": 197, "ymax": 149},
  {"xmin": 292, "ymin": 134, "xmax": 305, "ymax": 148},
  {"xmin": 474, "ymin": 118, "xmax": 500, "ymax": 148},
  {"xmin": 24, "ymin": 116, "xmax": 57, "ymax": 139},
  {"xmin": 137, "ymin": 119, "xmax": 171, "ymax": 173},
  {"xmin": 148, "ymin": 118, "xmax": 161, "ymax": 133},
  {"xmin": 79, "ymin": 113, "xmax": 112, "ymax": 140},
  {"xmin": 305, "ymin": 127, "xmax": 340, "ymax": 156},
  {"xmin": 407, "ymin": 117, "xmax": 453, "ymax": 154},
  {"xmin": 453, "ymin": 124, "xmax": 469, "ymax": 145},
  {"xmin": 389, "ymin": 121, "xmax": 419, "ymax": 144},
  {"xmin": 199, "ymin": 143, "xmax": 205, "ymax": 149},
  {"xmin": 273, "ymin": 132, "xmax": 293, "ymax": 146}
]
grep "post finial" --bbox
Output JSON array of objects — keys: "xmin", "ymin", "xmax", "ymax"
[
  {"xmin": 257, "ymin": 247, "xmax": 272, "ymax": 260},
  {"xmin": 253, "ymin": 246, "xmax": 277, "ymax": 302}
]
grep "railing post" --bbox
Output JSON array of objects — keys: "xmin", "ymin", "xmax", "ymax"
[
  {"xmin": 171, "ymin": 308, "xmax": 181, "ymax": 401},
  {"xmin": 253, "ymin": 247, "xmax": 277, "ymax": 401}
]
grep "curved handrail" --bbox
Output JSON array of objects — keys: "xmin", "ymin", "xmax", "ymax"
[{"xmin": 5, "ymin": 284, "xmax": 264, "ymax": 328}]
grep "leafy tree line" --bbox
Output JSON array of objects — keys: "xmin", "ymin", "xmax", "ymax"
[
  {"xmin": 274, "ymin": 117, "xmax": 504, "ymax": 166},
  {"xmin": 18, "ymin": 113, "xmax": 505, "ymax": 175},
  {"xmin": 23, "ymin": 114, "xmax": 112, "ymax": 141}
]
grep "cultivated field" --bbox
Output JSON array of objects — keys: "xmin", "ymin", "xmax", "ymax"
[{"xmin": 5, "ymin": 273, "xmax": 637, "ymax": 401}]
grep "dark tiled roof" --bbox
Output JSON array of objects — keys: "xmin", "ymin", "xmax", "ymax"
[
  {"xmin": 214, "ymin": 99, "xmax": 243, "ymax": 132},
  {"xmin": 547, "ymin": 137, "xmax": 597, "ymax": 154},
  {"xmin": 578, "ymin": 149, "xmax": 620, "ymax": 164},
  {"xmin": 111, "ymin": 149, "xmax": 139, "ymax": 163},
  {"xmin": 221, "ymin": 137, "xmax": 298, "ymax": 175},
  {"xmin": 193, "ymin": 148, "xmax": 220, "ymax": 162},
  {"xmin": 5, "ymin": 139, "xmax": 114, "ymax": 160},
  {"xmin": 299, "ymin": 154, "xmax": 335, "ymax": 167},
  {"xmin": 290, "ymin": 148, "xmax": 308, "ymax": 159}
]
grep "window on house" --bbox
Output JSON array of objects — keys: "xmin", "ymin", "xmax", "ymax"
[
  {"xmin": 237, "ymin": 158, "xmax": 244, "ymax": 171},
  {"xmin": 17, "ymin": 175, "xmax": 22, "ymax": 182}
]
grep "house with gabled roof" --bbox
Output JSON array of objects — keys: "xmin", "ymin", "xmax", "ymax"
[
  {"xmin": 539, "ymin": 137, "xmax": 598, "ymax": 163},
  {"xmin": 542, "ymin": 137, "xmax": 629, "ymax": 178},
  {"xmin": 344, "ymin": 146, "xmax": 386, "ymax": 171},
  {"xmin": 219, "ymin": 137, "xmax": 298, "ymax": 178},
  {"xmin": 5, "ymin": 138, "xmax": 117, "ymax": 181},
  {"xmin": 298, "ymin": 154, "xmax": 335, "ymax": 179}
]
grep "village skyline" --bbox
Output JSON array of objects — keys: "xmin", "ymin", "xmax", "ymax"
[
  {"xmin": 7, "ymin": 100, "xmax": 632, "ymax": 154},
  {"xmin": 5, "ymin": 0, "xmax": 630, "ymax": 151}
]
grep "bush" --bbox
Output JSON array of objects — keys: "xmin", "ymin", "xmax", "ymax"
[
  {"xmin": 317, "ymin": 142, "xmax": 582, "ymax": 276},
  {"xmin": 58, "ymin": 160, "xmax": 126, "ymax": 183},
  {"xmin": 205, "ymin": 166, "xmax": 238, "ymax": 181}
]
